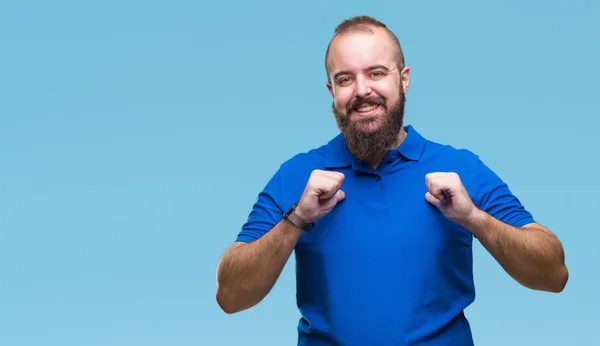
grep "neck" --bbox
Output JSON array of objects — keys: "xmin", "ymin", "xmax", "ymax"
[{"xmin": 364, "ymin": 127, "xmax": 407, "ymax": 169}]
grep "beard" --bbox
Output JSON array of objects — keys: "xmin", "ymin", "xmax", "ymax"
[{"xmin": 332, "ymin": 89, "xmax": 406, "ymax": 163}]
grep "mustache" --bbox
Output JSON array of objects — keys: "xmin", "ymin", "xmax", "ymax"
[{"xmin": 347, "ymin": 96, "xmax": 386, "ymax": 112}]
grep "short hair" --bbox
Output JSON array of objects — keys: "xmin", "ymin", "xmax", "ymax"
[{"xmin": 325, "ymin": 16, "xmax": 405, "ymax": 81}]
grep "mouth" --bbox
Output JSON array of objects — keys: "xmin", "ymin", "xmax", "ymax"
[{"xmin": 353, "ymin": 103, "xmax": 380, "ymax": 117}]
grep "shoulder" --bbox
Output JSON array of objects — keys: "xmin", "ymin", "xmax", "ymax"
[
  {"xmin": 261, "ymin": 139, "xmax": 333, "ymax": 207},
  {"xmin": 277, "ymin": 134, "xmax": 342, "ymax": 180},
  {"xmin": 417, "ymin": 136, "xmax": 503, "ymax": 199},
  {"xmin": 280, "ymin": 146, "xmax": 327, "ymax": 172},
  {"xmin": 420, "ymin": 137, "xmax": 486, "ymax": 173},
  {"xmin": 277, "ymin": 141, "xmax": 327, "ymax": 190}
]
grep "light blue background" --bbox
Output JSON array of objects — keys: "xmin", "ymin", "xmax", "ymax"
[{"xmin": 1, "ymin": 1, "xmax": 597, "ymax": 345}]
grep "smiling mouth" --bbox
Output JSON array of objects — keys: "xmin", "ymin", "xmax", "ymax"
[
  {"xmin": 356, "ymin": 104, "xmax": 378, "ymax": 112},
  {"xmin": 353, "ymin": 103, "xmax": 381, "ymax": 116}
]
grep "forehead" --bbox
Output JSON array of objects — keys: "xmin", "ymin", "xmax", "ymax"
[{"xmin": 327, "ymin": 28, "xmax": 396, "ymax": 75}]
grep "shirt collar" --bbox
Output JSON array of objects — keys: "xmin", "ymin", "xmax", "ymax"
[
  {"xmin": 396, "ymin": 125, "xmax": 427, "ymax": 161},
  {"xmin": 324, "ymin": 125, "xmax": 426, "ymax": 168}
]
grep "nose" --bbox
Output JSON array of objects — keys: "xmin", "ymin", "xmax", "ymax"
[{"xmin": 354, "ymin": 75, "xmax": 372, "ymax": 98}]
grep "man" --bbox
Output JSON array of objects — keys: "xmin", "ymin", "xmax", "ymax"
[{"xmin": 216, "ymin": 16, "xmax": 568, "ymax": 346}]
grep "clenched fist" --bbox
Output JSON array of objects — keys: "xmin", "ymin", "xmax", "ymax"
[
  {"xmin": 425, "ymin": 172, "xmax": 479, "ymax": 226},
  {"xmin": 295, "ymin": 170, "xmax": 346, "ymax": 224}
]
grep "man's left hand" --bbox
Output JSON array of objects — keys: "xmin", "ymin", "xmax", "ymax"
[{"xmin": 424, "ymin": 172, "xmax": 480, "ymax": 226}]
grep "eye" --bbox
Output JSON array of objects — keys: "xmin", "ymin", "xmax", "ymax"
[
  {"xmin": 337, "ymin": 77, "xmax": 353, "ymax": 86},
  {"xmin": 370, "ymin": 71, "xmax": 385, "ymax": 79}
]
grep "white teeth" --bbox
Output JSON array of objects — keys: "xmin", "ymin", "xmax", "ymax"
[{"xmin": 357, "ymin": 104, "xmax": 377, "ymax": 112}]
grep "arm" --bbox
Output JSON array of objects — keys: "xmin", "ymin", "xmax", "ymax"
[
  {"xmin": 216, "ymin": 219, "xmax": 303, "ymax": 314},
  {"xmin": 216, "ymin": 169, "xmax": 346, "ymax": 314},
  {"xmin": 465, "ymin": 211, "xmax": 568, "ymax": 292},
  {"xmin": 425, "ymin": 172, "xmax": 569, "ymax": 293}
]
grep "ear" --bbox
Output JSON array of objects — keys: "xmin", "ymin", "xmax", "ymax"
[
  {"xmin": 326, "ymin": 81, "xmax": 334, "ymax": 98},
  {"xmin": 401, "ymin": 66, "xmax": 411, "ymax": 93}
]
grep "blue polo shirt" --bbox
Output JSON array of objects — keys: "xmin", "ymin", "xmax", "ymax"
[{"xmin": 236, "ymin": 125, "xmax": 535, "ymax": 346}]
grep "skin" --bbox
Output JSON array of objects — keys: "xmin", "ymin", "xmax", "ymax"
[
  {"xmin": 215, "ymin": 170, "xmax": 344, "ymax": 314},
  {"xmin": 325, "ymin": 27, "xmax": 567, "ymax": 293},
  {"xmin": 326, "ymin": 27, "xmax": 410, "ymax": 168},
  {"xmin": 425, "ymin": 172, "xmax": 568, "ymax": 292},
  {"xmin": 216, "ymin": 25, "xmax": 568, "ymax": 315}
]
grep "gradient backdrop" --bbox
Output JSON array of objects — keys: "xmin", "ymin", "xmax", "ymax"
[{"xmin": 1, "ymin": 1, "xmax": 598, "ymax": 345}]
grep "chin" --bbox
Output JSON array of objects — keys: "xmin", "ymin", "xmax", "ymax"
[
  {"xmin": 353, "ymin": 117, "xmax": 384, "ymax": 133},
  {"xmin": 355, "ymin": 124, "xmax": 383, "ymax": 135}
]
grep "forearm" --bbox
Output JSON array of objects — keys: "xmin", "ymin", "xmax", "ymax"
[
  {"xmin": 216, "ymin": 219, "xmax": 303, "ymax": 313},
  {"xmin": 465, "ymin": 210, "xmax": 568, "ymax": 292}
]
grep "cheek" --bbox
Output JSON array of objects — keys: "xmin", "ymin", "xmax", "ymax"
[
  {"xmin": 379, "ymin": 85, "xmax": 400, "ymax": 103},
  {"xmin": 334, "ymin": 95, "xmax": 350, "ymax": 111},
  {"xmin": 385, "ymin": 92, "xmax": 398, "ymax": 105}
]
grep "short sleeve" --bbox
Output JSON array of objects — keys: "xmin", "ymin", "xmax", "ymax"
[
  {"xmin": 235, "ymin": 168, "xmax": 286, "ymax": 243},
  {"xmin": 469, "ymin": 157, "xmax": 535, "ymax": 228}
]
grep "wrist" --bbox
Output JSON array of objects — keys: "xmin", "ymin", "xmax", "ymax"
[
  {"xmin": 463, "ymin": 208, "xmax": 487, "ymax": 235},
  {"xmin": 284, "ymin": 203, "xmax": 315, "ymax": 232},
  {"xmin": 293, "ymin": 208, "xmax": 311, "ymax": 224}
]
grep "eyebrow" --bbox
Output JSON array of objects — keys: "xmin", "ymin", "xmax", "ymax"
[
  {"xmin": 366, "ymin": 64, "xmax": 390, "ymax": 72},
  {"xmin": 332, "ymin": 65, "xmax": 390, "ymax": 81}
]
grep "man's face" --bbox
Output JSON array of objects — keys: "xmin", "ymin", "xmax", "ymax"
[{"xmin": 326, "ymin": 27, "xmax": 410, "ymax": 162}]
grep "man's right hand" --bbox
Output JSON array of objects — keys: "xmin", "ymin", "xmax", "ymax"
[{"xmin": 294, "ymin": 170, "xmax": 346, "ymax": 224}]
